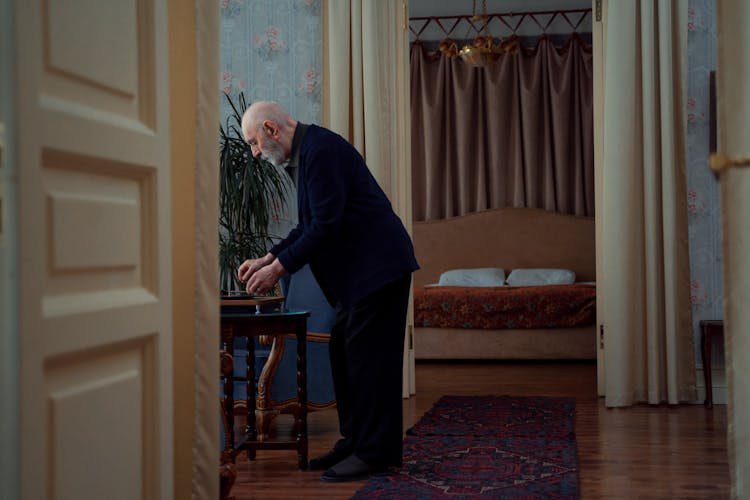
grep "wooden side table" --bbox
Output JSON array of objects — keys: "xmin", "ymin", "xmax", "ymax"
[
  {"xmin": 221, "ymin": 305, "xmax": 310, "ymax": 471},
  {"xmin": 700, "ymin": 319, "xmax": 724, "ymax": 409}
]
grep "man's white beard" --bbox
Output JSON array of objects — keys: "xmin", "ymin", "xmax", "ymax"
[{"xmin": 261, "ymin": 139, "xmax": 288, "ymax": 167}]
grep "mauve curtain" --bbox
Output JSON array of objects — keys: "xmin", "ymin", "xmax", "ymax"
[{"xmin": 411, "ymin": 37, "xmax": 594, "ymax": 221}]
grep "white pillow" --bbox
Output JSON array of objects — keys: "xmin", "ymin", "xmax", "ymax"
[
  {"xmin": 438, "ymin": 268, "xmax": 506, "ymax": 287},
  {"xmin": 506, "ymin": 268, "xmax": 576, "ymax": 286}
]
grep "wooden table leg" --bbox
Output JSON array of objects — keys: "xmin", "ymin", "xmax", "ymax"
[
  {"xmin": 219, "ymin": 400, "xmax": 237, "ymax": 500},
  {"xmin": 246, "ymin": 335, "xmax": 257, "ymax": 459},
  {"xmin": 220, "ymin": 328, "xmax": 238, "ymax": 500},
  {"xmin": 701, "ymin": 323, "xmax": 714, "ymax": 409},
  {"xmin": 221, "ymin": 324, "xmax": 236, "ymax": 455},
  {"xmin": 296, "ymin": 322, "xmax": 308, "ymax": 470}
]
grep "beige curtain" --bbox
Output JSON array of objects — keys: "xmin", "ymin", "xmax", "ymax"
[
  {"xmin": 599, "ymin": 0, "xmax": 695, "ymax": 407},
  {"xmin": 716, "ymin": 2, "xmax": 750, "ymax": 496},
  {"xmin": 323, "ymin": 0, "xmax": 416, "ymax": 397},
  {"xmin": 411, "ymin": 38, "xmax": 594, "ymax": 221}
]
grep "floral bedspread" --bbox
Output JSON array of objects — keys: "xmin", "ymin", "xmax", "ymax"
[{"xmin": 414, "ymin": 284, "xmax": 596, "ymax": 330}]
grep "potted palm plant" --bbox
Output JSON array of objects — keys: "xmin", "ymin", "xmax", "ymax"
[{"xmin": 219, "ymin": 92, "xmax": 290, "ymax": 291}]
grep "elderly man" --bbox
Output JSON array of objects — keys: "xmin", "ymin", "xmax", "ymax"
[{"xmin": 237, "ymin": 101, "xmax": 418, "ymax": 482}]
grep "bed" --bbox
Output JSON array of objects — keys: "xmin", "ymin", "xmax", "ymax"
[{"xmin": 412, "ymin": 207, "xmax": 596, "ymax": 360}]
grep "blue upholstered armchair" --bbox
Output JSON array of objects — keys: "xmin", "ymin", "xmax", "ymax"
[
  {"xmin": 271, "ymin": 264, "xmax": 336, "ymax": 410},
  {"xmin": 229, "ymin": 264, "xmax": 336, "ymax": 411},
  {"xmin": 220, "ymin": 265, "xmax": 335, "ymax": 489}
]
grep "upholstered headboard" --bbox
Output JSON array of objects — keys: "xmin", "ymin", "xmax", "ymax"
[{"xmin": 412, "ymin": 207, "xmax": 596, "ymax": 287}]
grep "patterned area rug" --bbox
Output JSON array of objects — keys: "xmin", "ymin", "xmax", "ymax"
[
  {"xmin": 354, "ymin": 396, "xmax": 579, "ymax": 499},
  {"xmin": 407, "ymin": 395, "xmax": 576, "ymax": 438}
]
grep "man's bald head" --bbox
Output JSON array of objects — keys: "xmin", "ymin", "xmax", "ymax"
[
  {"xmin": 240, "ymin": 101, "xmax": 298, "ymax": 166},
  {"xmin": 241, "ymin": 101, "xmax": 291, "ymax": 134}
]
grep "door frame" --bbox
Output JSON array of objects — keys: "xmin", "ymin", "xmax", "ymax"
[
  {"xmin": 170, "ymin": 0, "xmax": 220, "ymax": 497},
  {"xmin": 592, "ymin": 0, "xmax": 607, "ymax": 396}
]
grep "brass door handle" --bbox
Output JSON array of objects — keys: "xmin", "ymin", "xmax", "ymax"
[{"xmin": 709, "ymin": 153, "xmax": 750, "ymax": 176}]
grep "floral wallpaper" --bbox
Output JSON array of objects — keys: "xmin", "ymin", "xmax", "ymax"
[
  {"xmin": 220, "ymin": 0, "xmax": 322, "ymax": 120},
  {"xmin": 686, "ymin": 0, "xmax": 721, "ymax": 368},
  {"xmin": 220, "ymin": 0, "xmax": 323, "ymax": 236}
]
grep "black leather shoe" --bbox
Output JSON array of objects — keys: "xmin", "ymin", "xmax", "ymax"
[
  {"xmin": 308, "ymin": 448, "xmax": 350, "ymax": 471},
  {"xmin": 320, "ymin": 455, "xmax": 388, "ymax": 483}
]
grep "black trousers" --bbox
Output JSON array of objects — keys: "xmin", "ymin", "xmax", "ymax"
[{"xmin": 328, "ymin": 273, "xmax": 411, "ymax": 468}]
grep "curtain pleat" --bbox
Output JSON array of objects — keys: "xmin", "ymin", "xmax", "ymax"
[
  {"xmin": 599, "ymin": 0, "xmax": 695, "ymax": 407},
  {"xmin": 411, "ymin": 37, "xmax": 594, "ymax": 221}
]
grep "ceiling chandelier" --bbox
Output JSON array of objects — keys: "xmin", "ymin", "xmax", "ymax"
[
  {"xmin": 459, "ymin": 0, "xmax": 502, "ymax": 66},
  {"xmin": 439, "ymin": 0, "xmax": 514, "ymax": 67}
]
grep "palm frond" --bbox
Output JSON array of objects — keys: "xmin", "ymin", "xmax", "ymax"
[{"xmin": 218, "ymin": 92, "xmax": 291, "ymax": 290}]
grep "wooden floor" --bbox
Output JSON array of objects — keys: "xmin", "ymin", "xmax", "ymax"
[{"xmin": 228, "ymin": 361, "xmax": 730, "ymax": 499}]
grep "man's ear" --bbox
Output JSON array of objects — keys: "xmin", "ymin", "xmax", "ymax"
[{"xmin": 262, "ymin": 120, "xmax": 278, "ymax": 138}]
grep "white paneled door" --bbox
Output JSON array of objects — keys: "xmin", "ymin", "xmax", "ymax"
[{"xmin": 16, "ymin": 1, "xmax": 173, "ymax": 499}]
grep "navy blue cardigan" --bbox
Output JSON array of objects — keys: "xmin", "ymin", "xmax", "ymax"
[{"xmin": 270, "ymin": 125, "xmax": 419, "ymax": 307}]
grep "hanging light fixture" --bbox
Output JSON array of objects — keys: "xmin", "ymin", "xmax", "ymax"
[{"xmin": 458, "ymin": 0, "xmax": 503, "ymax": 67}]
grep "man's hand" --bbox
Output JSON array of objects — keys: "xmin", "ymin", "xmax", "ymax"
[
  {"xmin": 245, "ymin": 258, "xmax": 286, "ymax": 296},
  {"xmin": 237, "ymin": 252, "xmax": 275, "ymax": 284}
]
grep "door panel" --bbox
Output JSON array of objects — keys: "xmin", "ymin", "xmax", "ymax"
[
  {"xmin": 46, "ymin": 342, "xmax": 152, "ymax": 500},
  {"xmin": 18, "ymin": 0, "xmax": 172, "ymax": 498},
  {"xmin": 41, "ymin": 0, "xmax": 156, "ymax": 127}
]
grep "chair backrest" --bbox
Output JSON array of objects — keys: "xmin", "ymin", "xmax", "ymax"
[
  {"xmin": 275, "ymin": 264, "xmax": 337, "ymax": 408},
  {"xmin": 281, "ymin": 264, "xmax": 336, "ymax": 334}
]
